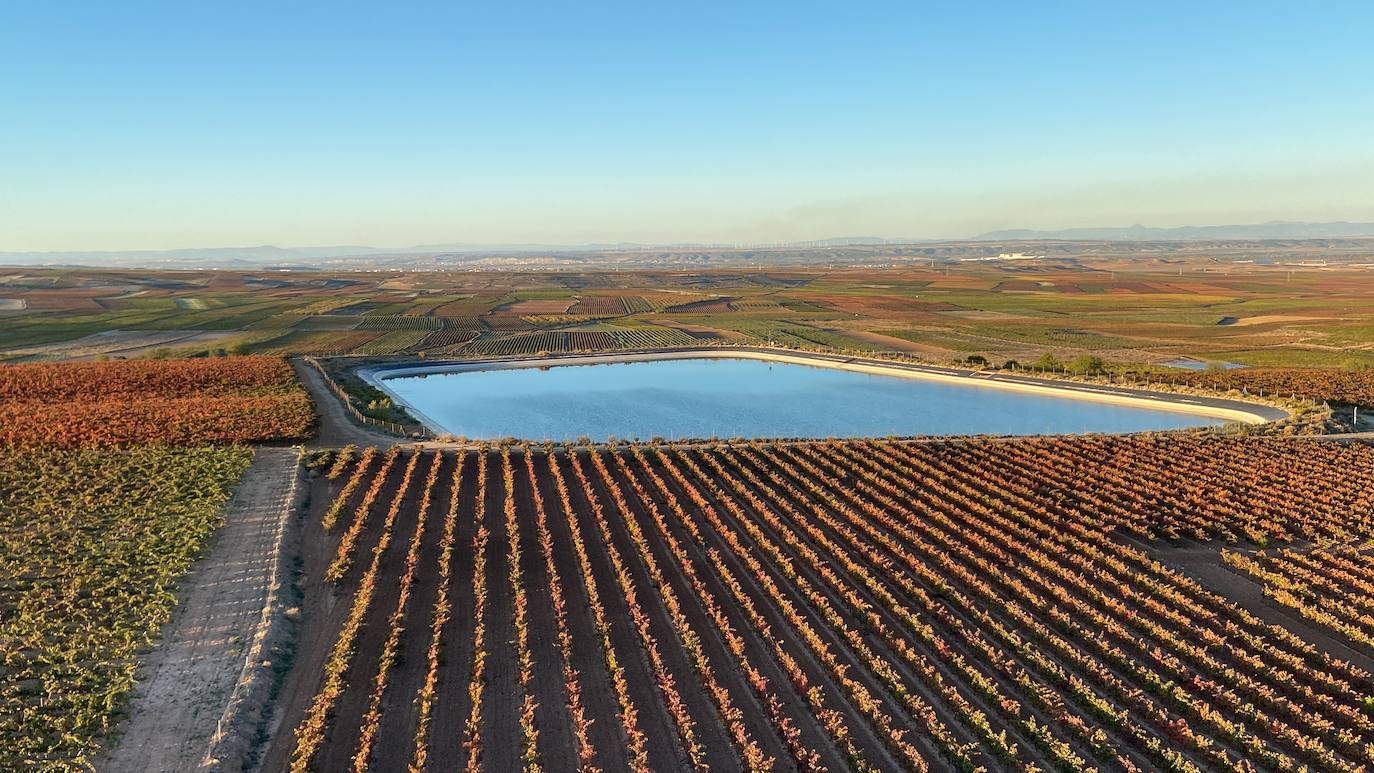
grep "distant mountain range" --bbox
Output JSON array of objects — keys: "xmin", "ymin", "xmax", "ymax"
[
  {"xmin": 0, "ymin": 237, "xmax": 902, "ymax": 268},
  {"xmin": 0, "ymin": 242, "xmax": 612, "ymax": 265},
  {"xmin": 3, "ymin": 221, "xmax": 1374, "ymax": 269},
  {"xmin": 973, "ymin": 220, "xmax": 1374, "ymax": 241}
]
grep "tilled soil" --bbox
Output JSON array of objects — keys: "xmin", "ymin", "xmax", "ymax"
[
  {"xmin": 289, "ymin": 358, "xmax": 401, "ymax": 449},
  {"xmin": 260, "ymin": 439, "xmax": 1374, "ymax": 773}
]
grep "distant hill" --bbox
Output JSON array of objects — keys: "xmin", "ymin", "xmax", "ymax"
[
  {"xmin": 5, "ymin": 223, "xmax": 1374, "ymax": 270},
  {"xmin": 0, "ymin": 237, "xmax": 896, "ymax": 268},
  {"xmin": 974, "ymin": 221, "xmax": 1374, "ymax": 241}
]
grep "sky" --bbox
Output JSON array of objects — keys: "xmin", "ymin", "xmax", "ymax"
[{"xmin": 2, "ymin": 1, "xmax": 1373, "ymax": 252}]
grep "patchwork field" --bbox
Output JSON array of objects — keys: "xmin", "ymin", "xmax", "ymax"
[
  {"xmin": 3, "ymin": 259, "xmax": 1374, "ymax": 773},
  {"xmin": 0, "ymin": 354, "xmax": 318, "ymax": 770},
  {"xmin": 3, "ymin": 260, "xmax": 1374, "ymax": 369},
  {"xmin": 271, "ymin": 437, "xmax": 1374, "ymax": 772}
]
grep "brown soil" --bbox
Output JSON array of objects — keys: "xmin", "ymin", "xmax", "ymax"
[
  {"xmin": 1230, "ymin": 314, "xmax": 1335, "ymax": 327},
  {"xmin": 499, "ymin": 299, "xmax": 577, "ymax": 314},
  {"xmin": 654, "ymin": 319, "xmax": 745, "ymax": 340},
  {"xmin": 844, "ymin": 329, "xmax": 957, "ymax": 354},
  {"xmin": 289, "ymin": 358, "xmax": 401, "ymax": 449},
  {"xmin": 255, "ymin": 440, "xmax": 1374, "ymax": 773},
  {"xmin": 1150, "ymin": 542, "xmax": 1374, "ymax": 673}
]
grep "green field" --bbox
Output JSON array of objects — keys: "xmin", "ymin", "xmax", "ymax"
[
  {"xmin": 0, "ymin": 446, "xmax": 252, "ymax": 768},
  {"xmin": 2, "ymin": 261, "xmax": 1373, "ymax": 369}
]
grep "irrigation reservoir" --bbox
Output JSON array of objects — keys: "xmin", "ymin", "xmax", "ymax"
[{"xmin": 366, "ymin": 352, "xmax": 1271, "ymax": 441}]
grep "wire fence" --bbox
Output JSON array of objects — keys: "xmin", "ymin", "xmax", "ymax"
[{"xmin": 304, "ymin": 356, "xmax": 411, "ymax": 436}]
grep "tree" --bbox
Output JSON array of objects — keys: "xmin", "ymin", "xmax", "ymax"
[
  {"xmin": 1068, "ymin": 355, "xmax": 1106, "ymax": 375},
  {"xmin": 1034, "ymin": 353, "xmax": 1063, "ymax": 372}
]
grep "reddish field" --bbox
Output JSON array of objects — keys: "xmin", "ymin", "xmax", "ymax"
[
  {"xmin": 1178, "ymin": 367, "xmax": 1374, "ymax": 407},
  {"xmin": 1223, "ymin": 547, "xmax": 1374, "ymax": 650},
  {"xmin": 0, "ymin": 356, "xmax": 314, "ymax": 447},
  {"xmin": 273, "ymin": 437, "xmax": 1374, "ymax": 773}
]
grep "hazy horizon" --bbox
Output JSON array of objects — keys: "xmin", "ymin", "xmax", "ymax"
[
  {"xmin": 4, "ymin": 2, "xmax": 1372, "ymax": 252},
  {"xmin": 11, "ymin": 218, "xmax": 1374, "ymax": 262}
]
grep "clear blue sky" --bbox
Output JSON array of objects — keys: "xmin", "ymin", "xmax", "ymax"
[{"xmin": 2, "ymin": 1, "xmax": 1372, "ymax": 251}]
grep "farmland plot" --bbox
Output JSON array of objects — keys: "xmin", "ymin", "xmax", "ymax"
[
  {"xmin": 274, "ymin": 437, "xmax": 1374, "ymax": 773},
  {"xmin": 0, "ymin": 356, "xmax": 314, "ymax": 448},
  {"xmin": 0, "ymin": 446, "xmax": 252, "ymax": 769}
]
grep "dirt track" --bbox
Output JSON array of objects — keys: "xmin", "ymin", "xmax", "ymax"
[
  {"xmin": 1152, "ymin": 543, "xmax": 1374, "ymax": 673},
  {"xmin": 290, "ymin": 359, "xmax": 401, "ymax": 449},
  {"xmin": 100, "ymin": 448, "xmax": 300, "ymax": 773}
]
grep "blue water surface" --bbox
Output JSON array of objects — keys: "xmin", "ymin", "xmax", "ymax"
[{"xmin": 378, "ymin": 357, "xmax": 1225, "ymax": 441}]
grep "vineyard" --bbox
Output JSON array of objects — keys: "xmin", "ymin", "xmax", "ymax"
[
  {"xmin": 567, "ymin": 296, "xmax": 631, "ymax": 316},
  {"xmin": 272, "ymin": 436, "xmax": 1374, "ymax": 773},
  {"xmin": 410, "ymin": 327, "xmax": 481, "ymax": 352},
  {"xmin": 1177, "ymin": 367, "xmax": 1374, "ymax": 407},
  {"xmin": 355, "ymin": 315, "xmax": 445, "ymax": 331},
  {"xmin": 0, "ymin": 445, "xmax": 252, "ymax": 769},
  {"xmin": 461, "ymin": 326, "xmax": 699, "ymax": 356},
  {"xmin": 0, "ymin": 356, "xmax": 314, "ymax": 448},
  {"xmin": 1223, "ymin": 547, "xmax": 1374, "ymax": 650},
  {"xmin": 255, "ymin": 330, "xmax": 383, "ymax": 356},
  {"xmin": 346, "ymin": 330, "xmax": 424, "ymax": 355}
]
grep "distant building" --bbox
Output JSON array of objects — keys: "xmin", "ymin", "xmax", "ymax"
[{"xmin": 959, "ymin": 252, "xmax": 1046, "ymax": 262}]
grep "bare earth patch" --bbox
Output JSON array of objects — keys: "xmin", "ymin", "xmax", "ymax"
[
  {"xmin": 935, "ymin": 309, "xmax": 1028, "ymax": 320},
  {"xmin": 846, "ymin": 329, "xmax": 957, "ymax": 354},
  {"xmin": 499, "ymin": 299, "xmax": 576, "ymax": 314},
  {"xmin": 653, "ymin": 319, "xmax": 744, "ymax": 340},
  {"xmin": 1230, "ymin": 314, "xmax": 1336, "ymax": 327},
  {"xmin": 4, "ymin": 330, "xmax": 237, "ymax": 360}
]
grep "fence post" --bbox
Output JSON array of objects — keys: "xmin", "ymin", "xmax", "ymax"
[{"xmin": 309, "ymin": 356, "xmax": 408, "ymax": 436}]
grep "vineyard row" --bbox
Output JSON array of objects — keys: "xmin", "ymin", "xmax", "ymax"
[{"xmin": 278, "ymin": 437, "xmax": 1374, "ymax": 773}]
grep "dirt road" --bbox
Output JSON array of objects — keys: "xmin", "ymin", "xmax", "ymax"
[
  {"xmin": 290, "ymin": 358, "xmax": 400, "ymax": 449},
  {"xmin": 100, "ymin": 447, "xmax": 301, "ymax": 773},
  {"xmin": 1152, "ymin": 542, "xmax": 1374, "ymax": 673}
]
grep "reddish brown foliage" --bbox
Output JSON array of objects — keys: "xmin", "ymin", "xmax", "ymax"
[
  {"xmin": 0, "ymin": 356, "xmax": 302, "ymax": 402},
  {"xmin": 0, "ymin": 356, "xmax": 313, "ymax": 448},
  {"xmin": 281, "ymin": 440, "xmax": 1374, "ymax": 773},
  {"xmin": 1178, "ymin": 367, "xmax": 1374, "ymax": 407}
]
